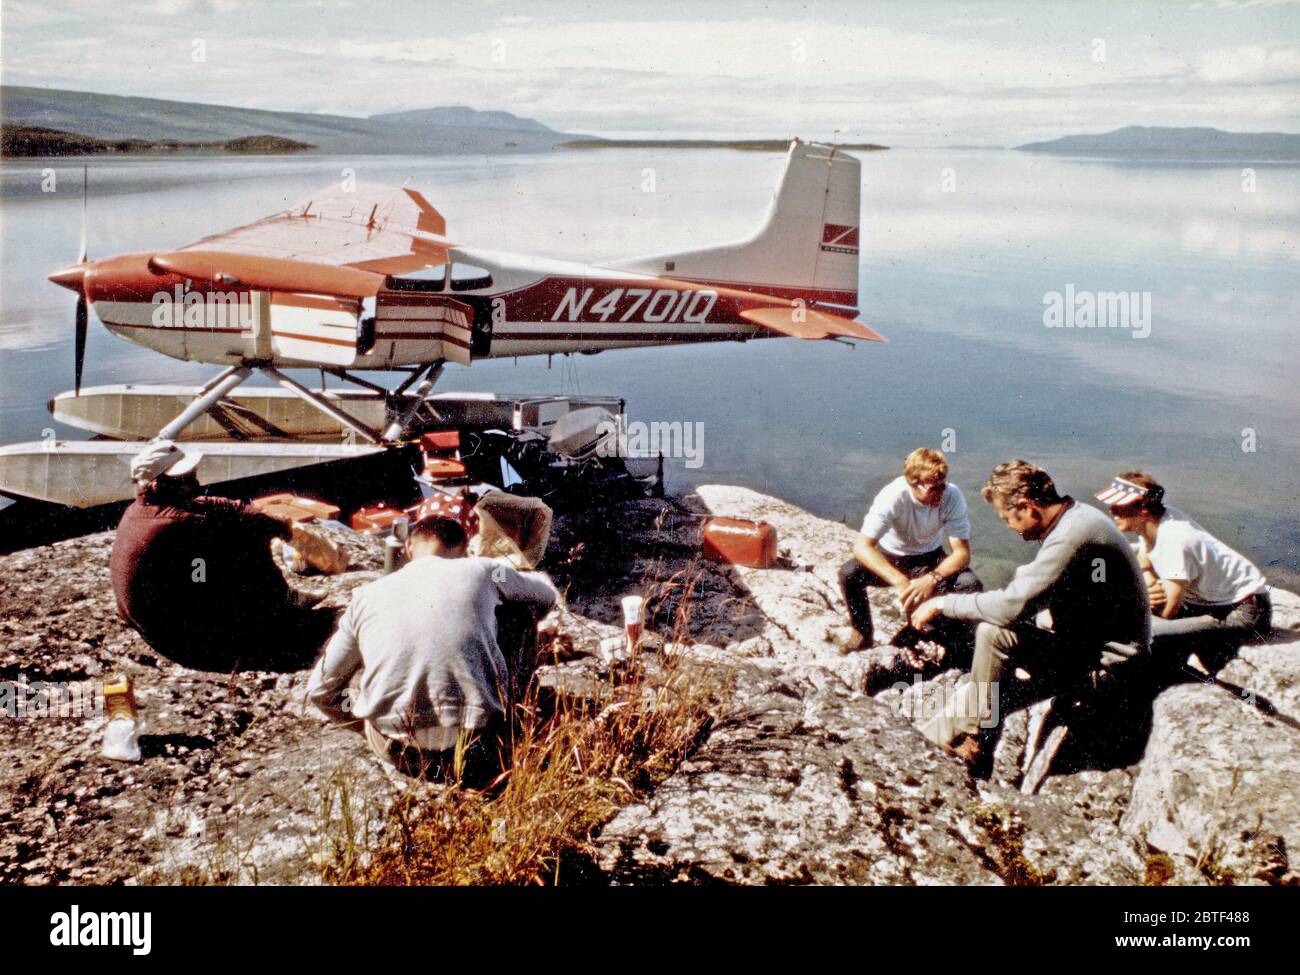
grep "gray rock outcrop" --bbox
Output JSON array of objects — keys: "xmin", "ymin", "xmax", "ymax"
[
  {"xmin": 1120, "ymin": 638, "xmax": 1300, "ymax": 884},
  {"xmin": 590, "ymin": 486, "xmax": 1300, "ymax": 886},
  {"xmin": 2, "ymin": 485, "xmax": 1296, "ymax": 885},
  {"xmin": 596, "ymin": 647, "xmax": 1146, "ymax": 885}
]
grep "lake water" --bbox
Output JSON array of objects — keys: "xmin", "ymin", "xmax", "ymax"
[{"xmin": 1, "ymin": 147, "xmax": 1297, "ymax": 588}]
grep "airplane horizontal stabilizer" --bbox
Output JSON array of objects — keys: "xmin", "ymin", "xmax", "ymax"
[{"xmin": 740, "ymin": 305, "xmax": 886, "ymax": 342}]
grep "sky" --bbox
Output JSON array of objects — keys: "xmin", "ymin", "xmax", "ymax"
[{"xmin": 1, "ymin": 0, "xmax": 1298, "ymax": 145}]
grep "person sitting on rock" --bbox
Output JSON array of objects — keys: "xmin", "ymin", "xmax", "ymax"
[
  {"xmin": 109, "ymin": 439, "xmax": 337, "ymax": 671},
  {"xmin": 909, "ymin": 460, "xmax": 1150, "ymax": 774},
  {"xmin": 1099, "ymin": 471, "xmax": 1271, "ymax": 674},
  {"xmin": 306, "ymin": 515, "xmax": 558, "ymax": 787},
  {"xmin": 838, "ymin": 447, "xmax": 982, "ymax": 657}
]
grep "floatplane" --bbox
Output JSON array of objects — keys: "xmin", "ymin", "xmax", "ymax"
[{"xmin": 0, "ymin": 139, "xmax": 881, "ymax": 536}]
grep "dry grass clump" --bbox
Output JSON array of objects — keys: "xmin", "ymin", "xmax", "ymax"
[{"xmin": 320, "ymin": 652, "xmax": 719, "ymax": 886}]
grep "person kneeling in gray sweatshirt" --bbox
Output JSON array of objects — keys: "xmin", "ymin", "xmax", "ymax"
[
  {"xmin": 306, "ymin": 515, "xmax": 558, "ymax": 786},
  {"xmin": 910, "ymin": 460, "xmax": 1150, "ymax": 773}
]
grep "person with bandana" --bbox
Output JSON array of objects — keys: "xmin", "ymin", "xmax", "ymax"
[{"xmin": 1098, "ymin": 471, "xmax": 1271, "ymax": 672}]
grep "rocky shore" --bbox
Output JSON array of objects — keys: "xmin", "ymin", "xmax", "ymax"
[{"xmin": 2, "ymin": 485, "xmax": 1297, "ymax": 885}]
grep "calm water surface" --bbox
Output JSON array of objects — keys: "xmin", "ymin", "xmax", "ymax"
[{"xmin": 1, "ymin": 148, "xmax": 1296, "ymax": 586}]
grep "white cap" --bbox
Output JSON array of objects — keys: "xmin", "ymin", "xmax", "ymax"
[{"xmin": 130, "ymin": 439, "xmax": 203, "ymax": 484}]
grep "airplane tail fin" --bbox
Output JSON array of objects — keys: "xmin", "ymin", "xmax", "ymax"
[{"xmin": 610, "ymin": 140, "xmax": 861, "ymax": 310}]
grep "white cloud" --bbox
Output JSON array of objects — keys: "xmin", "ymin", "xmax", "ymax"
[
  {"xmin": 4, "ymin": 5, "xmax": 1299, "ymax": 143},
  {"xmin": 1198, "ymin": 45, "xmax": 1300, "ymax": 82},
  {"xmin": 316, "ymin": 18, "xmax": 1183, "ymax": 89},
  {"xmin": 1191, "ymin": 0, "xmax": 1300, "ymax": 9},
  {"xmin": 1, "ymin": 0, "xmax": 72, "ymax": 27}
]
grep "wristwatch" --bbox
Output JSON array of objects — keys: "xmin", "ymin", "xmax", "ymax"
[{"xmin": 929, "ymin": 571, "xmax": 944, "ymax": 586}]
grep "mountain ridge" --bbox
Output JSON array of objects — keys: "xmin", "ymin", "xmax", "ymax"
[
  {"xmin": 369, "ymin": 105, "xmax": 554, "ymax": 133},
  {"xmin": 1017, "ymin": 125, "xmax": 1300, "ymax": 159},
  {"xmin": 0, "ymin": 85, "xmax": 582, "ymax": 155}
]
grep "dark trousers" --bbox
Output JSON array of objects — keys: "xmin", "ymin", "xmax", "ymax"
[
  {"xmin": 496, "ymin": 602, "xmax": 543, "ymax": 714},
  {"xmin": 135, "ymin": 601, "xmax": 339, "ymax": 672},
  {"xmin": 838, "ymin": 548, "xmax": 982, "ymax": 646},
  {"xmin": 1151, "ymin": 590, "xmax": 1272, "ymax": 673}
]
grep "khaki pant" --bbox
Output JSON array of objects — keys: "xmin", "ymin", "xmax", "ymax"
[
  {"xmin": 364, "ymin": 720, "xmax": 505, "ymax": 788},
  {"xmin": 917, "ymin": 622, "xmax": 1101, "ymax": 747}
]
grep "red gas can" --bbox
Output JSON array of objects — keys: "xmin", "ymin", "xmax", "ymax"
[
  {"xmin": 421, "ymin": 431, "xmax": 461, "ymax": 453},
  {"xmin": 349, "ymin": 505, "xmax": 407, "ymax": 533},
  {"xmin": 701, "ymin": 517, "xmax": 778, "ymax": 568}
]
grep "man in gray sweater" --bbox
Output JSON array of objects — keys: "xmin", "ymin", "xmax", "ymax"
[
  {"xmin": 909, "ymin": 460, "xmax": 1150, "ymax": 769},
  {"xmin": 306, "ymin": 516, "xmax": 558, "ymax": 784}
]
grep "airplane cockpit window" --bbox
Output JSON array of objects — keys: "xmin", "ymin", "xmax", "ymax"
[
  {"xmin": 385, "ymin": 265, "xmax": 446, "ymax": 292},
  {"xmin": 449, "ymin": 263, "xmax": 494, "ymax": 292}
]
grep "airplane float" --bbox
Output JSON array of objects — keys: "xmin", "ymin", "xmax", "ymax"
[{"xmin": 0, "ymin": 139, "xmax": 882, "ymax": 522}]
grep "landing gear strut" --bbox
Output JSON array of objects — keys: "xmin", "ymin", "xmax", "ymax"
[
  {"xmin": 154, "ymin": 360, "xmax": 447, "ymax": 446},
  {"xmin": 382, "ymin": 361, "xmax": 444, "ymax": 442}
]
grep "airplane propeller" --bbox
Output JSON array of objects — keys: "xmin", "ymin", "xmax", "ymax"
[
  {"xmin": 74, "ymin": 167, "xmax": 89, "ymax": 396},
  {"xmin": 48, "ymin": 168, "xmax": 91, "ymax": 396},
  {"xmin": 78, "ymin": 166, "xmax": 88, "ymax": 264},
  {"xmin": 74, "ymin": 288, "xmax": 88, "ymax": 397}
]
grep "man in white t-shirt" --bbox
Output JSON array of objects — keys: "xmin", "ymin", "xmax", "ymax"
[
  {"xmin": 1098, "ymin": 471, "xmax": 1271, "ymax": 671},
  {"xmin": 838, "ymin": 448, "xmax": 981, "ymax": 655}
]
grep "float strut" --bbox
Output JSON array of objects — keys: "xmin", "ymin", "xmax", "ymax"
[
  {"xmin": 260, "ymin": 366, "xmax": 382, "ymax": 445},
  {"xmin": 382, "ymin": 361, "xmax": 444, "ymax": 442},
  {"xmin": 157, "ymin": 366, "xmax": 253, "ymax": 441}
]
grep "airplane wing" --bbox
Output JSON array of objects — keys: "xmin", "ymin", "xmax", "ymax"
[
  {"xmin": 740, "ymin": 305, "xmax": 886, "ymax": 342},
  {"xmin": 148, "ymin": 182, "xmax": 451, "ymax": 298}
]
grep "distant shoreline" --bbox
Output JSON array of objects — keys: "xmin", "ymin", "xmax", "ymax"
[
  {"xmin": 563, "ymin": 138, "xmax": 889, "ymax": 152},
  {"xmin": 1015, "ymin": 125, "xmax": 1300, "ymax": 162},
  {"xmin": 0, "ymin": 126, "xmax": 316, "ymax": 158}
]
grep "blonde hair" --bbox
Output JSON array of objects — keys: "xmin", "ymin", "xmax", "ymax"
[
  {"xmin": 903, "ymin": 448, "xmax": 948, "ymax": 485},
  {"xmin": 981, "ymin": 459, "xmax": 1062, "ymax": 507}
]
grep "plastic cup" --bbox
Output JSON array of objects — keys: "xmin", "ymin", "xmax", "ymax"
[
  {"xmin": 101, "ymin": 675, "xmax": 141, "ymax": 762},
  {"xmin": 622, "ymin": 595, "xmax": 644, "ymax": 654}
]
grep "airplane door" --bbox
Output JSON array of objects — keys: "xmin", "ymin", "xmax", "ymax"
[
  {"xmin": 451, "ymin": 295, "xmax": 495, "ymax": 359},
  {"xmin": 268, "ymin": 292, "xmax": 359, "ymax": 366},
  {"xmin": 438, "ymin": 298, "xmax": 474, "ymax": 365},
  {"xmin": 373, "ymin": 289, "xmax": 474, "ymax": 366}
]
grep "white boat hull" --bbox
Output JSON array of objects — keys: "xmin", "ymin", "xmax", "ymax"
[{"xmin": 0, "ymin": 440, "xmax": 387, "ymax": 507}]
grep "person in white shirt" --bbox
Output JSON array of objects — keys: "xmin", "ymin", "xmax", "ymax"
[
  {"xmin": 307, "ymin": 515, "xmax": 558, "ymax": 785},
  {"xmin": 838, "ymin": 448, "xmax": 981, "ymax": 655},
  {"xmin": 1098, "ymin": 471, "xmax": 1271, "ymax": 671}
]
